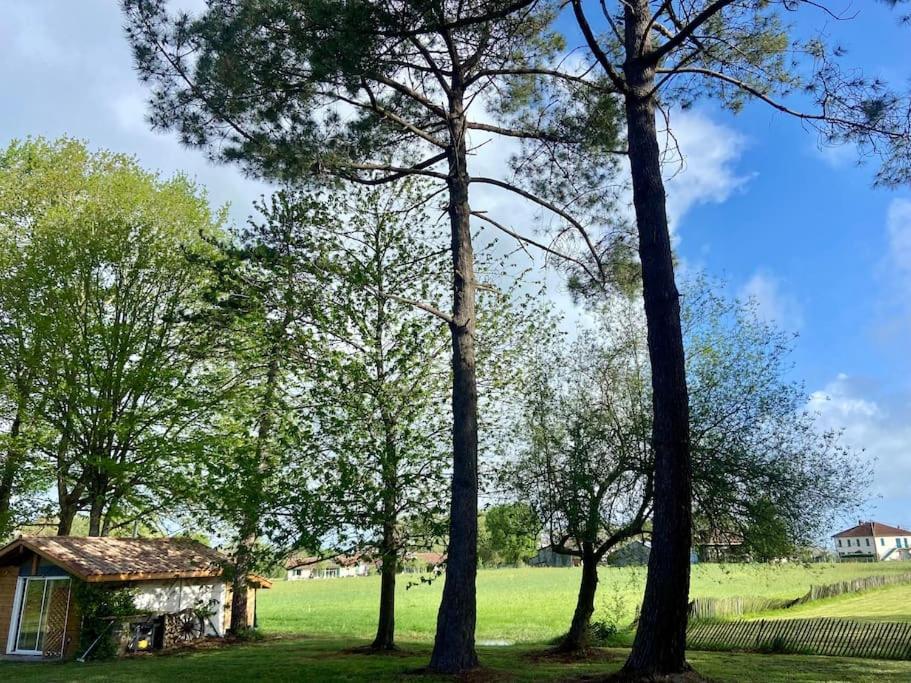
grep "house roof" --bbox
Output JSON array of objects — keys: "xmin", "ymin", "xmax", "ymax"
[
  {"xmin": 0, "ymin": 536, "xmax": 272, "ymax": 588},
  {"xmin": 285, "ymin": 553, "xmax": 371, "ymax": 570},
  {"xmin": 833, "ymin": 521, "xmax": 909, "ymax": 539}
]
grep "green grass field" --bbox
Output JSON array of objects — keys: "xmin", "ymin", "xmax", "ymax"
[
  {"xmin": 258, "ymin": 562, "xmax": 911, "ymax": 642},
  {"xmin": 6, "ymin": 637, "xmax": 911, "ymax": 682},
  {"xmin": 6, "ymin": 562, "xmax": 911, "ymax": 681},
  {"xmin": 760, "ymin": 582, "xmax": 911, "ymax": 622}
]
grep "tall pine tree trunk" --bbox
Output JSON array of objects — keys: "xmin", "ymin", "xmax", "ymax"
[
  {"xmin": 621, "ymin": 2, "xmax": 693, "ymax": 675},
  {"xmin": 429, "ymin": 86, "xmax": 480, "ymax": 674},
  {"xmin": 559, "ymin": 543, "xmax": 599, "ymax": 652}
]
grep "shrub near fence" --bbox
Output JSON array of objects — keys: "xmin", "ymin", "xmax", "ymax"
[
  {"xmin": 688, "ymin": 572, "xmax": 911, "ymax": 620},
  {"xmin": 687, "ymin": 618, "xmax": 911, "ymax": 660}
]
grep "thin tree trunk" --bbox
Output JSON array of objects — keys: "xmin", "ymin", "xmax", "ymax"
[
  {"xmin": 372, "ymin": 537, "xmax": 397, "ymax": 650},
  {"xmin": 621, "ymin": 2, "xmax": 693, "ymax": 676},
  {"xmin": 230, "ymin": 522, "xmax": 254, "ymax": 633},
  {"xmin": 231, "ymin": 312, "xmax": 287, "ymax": 633},
  {"xmin": 429, "ymin": 86, "xmax": 480, "ymax": 674},
  {"xmin": 559, "ymin": 543, "xmax": 599, "ymax": 652}
]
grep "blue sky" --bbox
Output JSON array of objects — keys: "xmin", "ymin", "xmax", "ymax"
[{"xmin": 2, "ymin": 1, "xmax": 909, "ymax": 535}]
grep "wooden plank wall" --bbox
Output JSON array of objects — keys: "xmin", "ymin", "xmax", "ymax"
[{"xmin": 0, "ymin": 565, "xmax": 18, "ymax": 653}]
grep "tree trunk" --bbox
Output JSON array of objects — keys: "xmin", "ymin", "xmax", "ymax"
[
  {"xmin": 88, "ymin": 493, "xmax": 105, "ymax": 537},
  {"xmin": 57, "ymin": 498, "xmax": 78, "ymax": 536},
  {"xmin": 559, "ymin": 543, "xmax": 599, "ymax": 652},
  {"xmin": 230, "ymin": 524, "xmax": 254, "ymax": 633},
  {"xmin": 231, "ymin": 313, "xmax": 287, "ymax": 633},
  {"xmin": 0, "ymin": 401, "xmax": 25, "ymax": 535},
  {"xmin": 372, "ymin": 543, "xmax": 397, "ymax": 650},
  {"xmin": 621, "ymin": 3, "xmax": 694, "ymax": 677},
  {"xmin": 428, "ymin": 87, "xmax": 480, "ymax": 674}
]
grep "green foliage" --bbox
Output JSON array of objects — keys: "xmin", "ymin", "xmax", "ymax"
[
  {"xmin": 72, "ymin": 582, "xmax": 138, "ymax": 660},
  {"xmin": 483, "ymin": 503, "xmax": 540, "ymax": 567},
  {"xmin": 741, "ymin": 499, "xmax": 797, "ymax": 563},
  {"xmin": 0, "ymin": 137, "xmax": 226, "ymax": 535}
]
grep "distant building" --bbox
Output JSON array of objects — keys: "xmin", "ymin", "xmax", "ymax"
[
  {"xmin": 284, "ymin": 551, "xmax": 445, "ymax": 580},
  {"xmin": 833, "ymin": 521, "xmax": 911, "ymax": 561},
  {"xmin": 606, "ymin": 540, "xmax": 652, "ymax": 567},
  {"xmin": 695, "ymin": 530, "xmax": 745, "ymax": 562},
  {"xmin": 285, "ymin": 554, "xmax": 373, "ymax": 580},
  {"xmin": 527, "ymin": 546, "xmax": 578, "ymax": 568}
]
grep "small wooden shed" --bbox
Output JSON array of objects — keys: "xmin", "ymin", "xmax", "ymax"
[{"xmin": 0, "ymin": 536, "xmax": 271, "ymax": 659}]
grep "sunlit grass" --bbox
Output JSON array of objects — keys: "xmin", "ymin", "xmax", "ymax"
[{"xmin": 258, "ymin": 562, "xmax": 911, "ymax": 642}]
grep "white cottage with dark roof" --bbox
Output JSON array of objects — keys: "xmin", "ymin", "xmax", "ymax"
[{"xmin": 832, "ymin": 521, "xmax": 911, "ymax": 561}]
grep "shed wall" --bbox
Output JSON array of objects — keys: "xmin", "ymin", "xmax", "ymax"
[
  {"xmin": 131, "ymin": 579, "xmax": 226, "ymax": 636},
  {"xmin": 0, "ymin": 565, "xmax": 17, "ymax": 652}
]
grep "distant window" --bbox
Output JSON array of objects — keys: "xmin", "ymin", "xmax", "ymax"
[
  {"xmin": 897, "ymin": 538, "xmax": 902, "ymax": 548},
  {"xmin": 295, "ymin": 569, "xmax": 302, "ymax": 576},
  {"xmin": 838, "ymin": 539, "xmax": 842, "ymax": 547},
  {"xmin": 866, "ymin": 538, "xmax": 871, "ymax": 546},
  {"xmin": 905, "ymin": 538, "xmax": 909, "ymax": 548},
  {"xmin": 881, "ymin": 538, "xmax": 885, "ymax": 546}
]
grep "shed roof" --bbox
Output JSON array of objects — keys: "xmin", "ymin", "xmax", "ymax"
[
  {"xmin": 833, "ymin": 521, "xmax": 909, "ymax": 539},
  {"xmin": 0, "ymin": 536, "xmax": 271, "ymax": 587}
]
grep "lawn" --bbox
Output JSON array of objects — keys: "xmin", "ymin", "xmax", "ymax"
[
  {"xmin": 5, "ymin": 637, "xmax": 911, "ymax": 682},
  {"xmin": 5, "ymin": 563, "xmax": 911, "ymax": 681},
  {"xmin": 258, "ymin": 562, "xmax": 911, "ymax": 643},
  {"xmin": 760, "ymin": 582, "xmax": 911, "ymax": 622}
]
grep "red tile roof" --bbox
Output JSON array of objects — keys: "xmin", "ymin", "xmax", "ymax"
[
  {"xmin": 0, "ymin": 536, "xmax": 271, "ymax": 587},
  {"xmin": 833, "ymin": 522, "xmax": 909, "ymax": 539}
]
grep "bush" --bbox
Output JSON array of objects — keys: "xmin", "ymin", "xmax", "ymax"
[
  {"xmin": 588, "ymin": 620, "xmax": 619, "ymax": 646},
  {"xmin": 72, "ymin": 582, "xmax": 138, "ymax": 660}
]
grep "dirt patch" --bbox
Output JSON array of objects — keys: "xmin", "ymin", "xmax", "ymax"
[
  {"xmin": 405, "ymin": 666, "xmax": 515, "ymax": 681},
  {"xmin": 523, "ymin": 647, "xmax": 619, "ymax": 664},
  {"xmin": 339, "ymin": 644, "xmax": 416, "ymax": 657},
  {"xmin": 579, "ymin": 667, "xmax": 712, "ymax": 683}
]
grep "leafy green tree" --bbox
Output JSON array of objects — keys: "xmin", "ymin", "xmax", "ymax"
[
  {"xmin": 484, "ymin": 503, "xmax": 540, "ymax": 566},
  {"xmin": 294, "ymin": 183, "xmax": 452, "ymax": 650},
  {"xmin": 738, "ymin": 499, "xmax": 795, "ymax": 564},
  {"xmin": 122, "ymin": 1, "xmax": 620, "ymax": 671},
  {"xmin": 187, "ymin": 190, "xmax": 328, "ymax": 632},
  {"xmin": 503, "ymin": 279, "xmax": 864, "ymax": 652},
  {"xmin": 0, "ymin": 138, "xmax": 226, "ymax": 537}
]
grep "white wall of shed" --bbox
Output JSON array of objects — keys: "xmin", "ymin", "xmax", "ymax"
[{"xmin": 131, "ymin": 578, "xmax": 226, "ymax": 636}]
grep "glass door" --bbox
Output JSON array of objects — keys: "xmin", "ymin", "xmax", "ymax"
[{"xmin": 13, "ymin": 577, "xmax": 71, "ymax": 655}]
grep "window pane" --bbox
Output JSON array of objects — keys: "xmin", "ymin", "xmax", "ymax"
[{"xmin": 16, "ymin": 579, "xmax": 47, "ymax": 651}]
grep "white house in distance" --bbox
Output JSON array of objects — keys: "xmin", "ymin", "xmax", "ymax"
[{"xmin": 832, "ymin": 521, "xmax": 911, "ymax": 561}]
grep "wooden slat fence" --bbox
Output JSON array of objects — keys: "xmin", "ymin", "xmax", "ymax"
[
  {"xmin": 689, "ymin": 572, "xmax": 911, "ymax": 620},
  {"xmin": 687, "ymin": 618, "xmax": 911, "ymax": 660}
]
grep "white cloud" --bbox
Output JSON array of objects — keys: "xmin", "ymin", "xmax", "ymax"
[
  {"xmin": 809, "ymin": 374, "xmax": 911, "ymax": 504},
  {"xmin": 663, "ymin": 111, "xmax": 751, "ymax": 227},
  {"xmin": 739, "ymin": 270, "xmax": 804, "ymax": 330}
]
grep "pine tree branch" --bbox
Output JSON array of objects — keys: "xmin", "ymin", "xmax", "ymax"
[
  {"xmin": 645, "ymin": 0, "xmax": 741, "ymax": 65},
  {"xmin": 571, "ymin": 0, "xmax": 627, "ymax": 93},
  {"xmin": 470, "ymin": 176, "xmax": 605, "ymax": 280}
]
